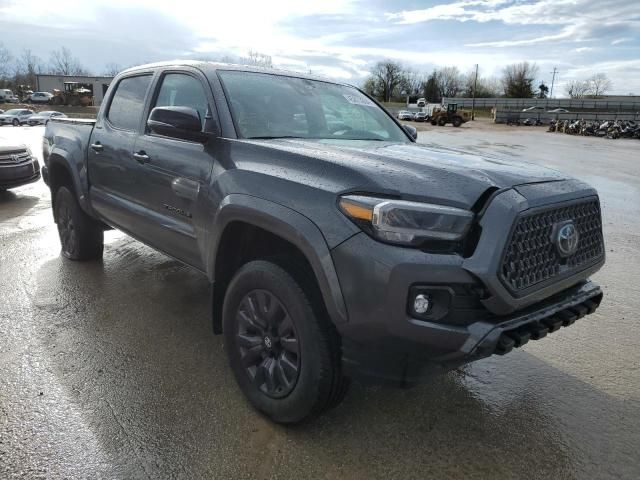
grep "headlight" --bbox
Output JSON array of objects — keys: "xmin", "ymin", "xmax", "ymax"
[{"xmin": 339, "ymin": 195, "xmax": 474, "ymax": 246}]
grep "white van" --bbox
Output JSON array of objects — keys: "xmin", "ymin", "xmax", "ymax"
[{"xmin": 0, "ymin": 89, "xmax": 15, "ymax": 103}]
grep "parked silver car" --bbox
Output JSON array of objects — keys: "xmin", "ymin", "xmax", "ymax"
[
  {"xmin": 0, "ymin": 109, "xmax": 35, "ymax": 126},
  {"xmin": 28, "ymin": 92, "xmax": 54, "ymax": 104},
  {"xmin": 397, "ymin": 110, "xmax": 414, "ymax": 120},
  {"xmin": 26, "ymin": 111, "xmax": 67, "ymax": 126}
]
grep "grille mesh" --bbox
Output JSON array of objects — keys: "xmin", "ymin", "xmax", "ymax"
[
  {"xmin": 500, "ymin": 199, "xmax": 604, "ymax": 292},
  {"xmin": 0, "ymin": 151, "xmax": 31, "ymax": 165}
]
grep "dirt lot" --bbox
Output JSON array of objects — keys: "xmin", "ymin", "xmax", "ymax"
[{"xmin": 1, "ymin": 123, "xmax": 639, "ymax": 479}]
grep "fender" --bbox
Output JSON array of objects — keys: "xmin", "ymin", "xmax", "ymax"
[
  {"xmin": 206, "ymin": 193, "xmax": 349, "ymax": 325},
  {"xmin": 47, "ymin": 147, "xmax": 96, "ymax": 217}
]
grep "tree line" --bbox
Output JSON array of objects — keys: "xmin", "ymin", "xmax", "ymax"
[
  {"xmin": 362, "ymin": 59, "xmax": 613, "ymax": 102},
  {"xmin": 0, "ymin": 44, "xmax": 110, "ymax": 90},
  {"xmin": 0, "ymin": 43, "xmax": 613, "ymax": 101}
]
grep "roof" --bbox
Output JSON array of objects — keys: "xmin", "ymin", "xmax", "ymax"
[
  {"xmin": 120, "ymin": 60, "xmax": 354, "ymax": 88},
  {"xmin": 36, "ymin": 74, "xmax": 114, "ymax": 80}
]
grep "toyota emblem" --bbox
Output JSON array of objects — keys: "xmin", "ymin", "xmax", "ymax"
[{"xmin": 555, "ymin": 222, "xmax": 580, "ymax": 257}]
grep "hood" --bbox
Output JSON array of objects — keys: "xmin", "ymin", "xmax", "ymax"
[
  {"xmin": 240, "ymin": 138, "xmax": 567, "ymax": 209},
  {"xmin": 0, "ymin": 144, "xmax": 28, "ymax": 154}
]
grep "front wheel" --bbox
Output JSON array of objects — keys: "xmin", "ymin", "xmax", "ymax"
[
  {"xmin": 12, "ymin": 118, "xmax": 19, "ymax": 126},
  {"xmin": 438, "ymin": 117, "xmax": 447, "ymax": 126},
  {"xmin": 54, "ymin": 186, "xmax": 104, "ymax": 260},
  {"xmin": 223, "ymin": 260, "xmax": 348, "ymax": 423},
  {"xmin": 452, "ymin": 117, "xmax": 462, "ymax": 127}
]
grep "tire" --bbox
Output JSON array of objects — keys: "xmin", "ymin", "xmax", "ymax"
[
  {"xmin": 430, "ymin": 120, "xmax": 437, "ymax": 126},
  {"xmin": 223, "ymin": 260, "xmax": 348, "ymax": 424},
  {"xmin": 438, "ymin": 117, "xmax": 447, "ymax": 126},
  {"xmin": 452, "ymin": 117, "xmax": 462, "ymax": 127},
  {"xmin": 54, "ymin": 186, "xmax": 104, "ymax": 260},
  {"xmin": 12, "ymin": 118, "xmax": 19, "ymax": 126}
]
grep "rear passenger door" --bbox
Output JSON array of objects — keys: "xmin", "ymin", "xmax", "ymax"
[
  {"xmin": 131, "ymin": 69, "xmax": 216, "ymax": 269},
  {"xmin": 88, "ymin": 73, "xmax": 154, "ymax": 235}
]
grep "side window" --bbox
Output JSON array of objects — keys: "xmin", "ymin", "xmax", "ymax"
[
  {"xmin": 152, "ymin": 73, "xmax": 209, "ymax": 130},
  {"xmin": 107, "ymin": 75, "xmax": 152, "ymax": 131}
]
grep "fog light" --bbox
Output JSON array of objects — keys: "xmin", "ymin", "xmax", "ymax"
[{"xmin": 413, "ymin": 294, "xmax": 431, "ymax": 314}]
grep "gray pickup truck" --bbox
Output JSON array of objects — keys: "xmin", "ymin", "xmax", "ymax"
[{"xmin": 43, "ymin": 61, "xmax": 605, "ymax": 423}]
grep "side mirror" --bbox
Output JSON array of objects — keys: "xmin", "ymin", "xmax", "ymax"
[
  {"xmin": 403, "ymin": 124, "xmax": 418, "ymax": 141},
  {"xmin": 147, "ymin": 106, "xmax": 208, "ymax": 142}
]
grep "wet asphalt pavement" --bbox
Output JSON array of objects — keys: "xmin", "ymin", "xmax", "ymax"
[{"xmin": 1, "ymin": 123, "xmax": 639, "ymax": 479}]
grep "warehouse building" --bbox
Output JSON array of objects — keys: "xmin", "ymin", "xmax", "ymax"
[{"xmin": 35, "ymin": 74, "xmax": 114, "ymax": 106}]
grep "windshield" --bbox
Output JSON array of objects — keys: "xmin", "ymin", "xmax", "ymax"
[
  {"xmin": 3, "ymin": 109, "xmax": 21, "ymax": 115},
  {"xmin": 218, "ymin": 71, "xmax": 408, "ymax": 142}
]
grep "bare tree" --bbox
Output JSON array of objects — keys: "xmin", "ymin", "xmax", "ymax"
[
  {"xmin": 587, "ymin": 73, "xmax": 612, "ymax": 97},
  {"xmin": 437, "ymin": 66, "xmax": 463, "ymax": 98},
  {"xmin": 0, "ymin": 43, "xmax": 12, "ymax": 80},
  {"xmin": 242, "ymin": 51, "xmax": 272, "ymax": 68},
  {"xmin": 462, "ymin": 69, "xmax": 501, "ymax": 98},
  {"xmin": 399, "ymin": 69, "xmax": 426, "ymax": 97},
  {"xmin": 103, "ymin": 63, "xmax": 122, "ymax": 76},
  {"xmin": 14, "ymin": 49, "xmax": 43, "ymax": 88},
  {"xmin": 501, "ymin": 62, "xmax": 539, "ymax": 98},
  {"xmin": 565, "ymin": 80, "xmax": 590, "ymax": 98},
  {"xmin": 362, "ymin": 77, "xmax": 380, "ymax": 97},
  {"xmin": 50, "ymin": 47, "xmax": 89, "ymax": 75},
  {"xmin": 370, "ymin": 60, "xmax": 404, "ymax": 102}
]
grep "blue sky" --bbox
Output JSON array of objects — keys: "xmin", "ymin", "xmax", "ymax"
[{"xmin": 1, "ymin": 0, "xmax": 638, "ymax": 95}]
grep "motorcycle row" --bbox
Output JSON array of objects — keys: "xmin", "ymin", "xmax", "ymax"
[{"xmin": 547, "ymin": 119, "xmax": 640, "ymax": 139}]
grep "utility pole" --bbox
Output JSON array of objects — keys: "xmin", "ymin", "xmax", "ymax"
[
  {"xmin": 549, "ymin": 67, "xmax": 558, "ymax": 98},
  {"xmin": 471, "ymin": 63, "xmax": 479, "ymax": 120}
]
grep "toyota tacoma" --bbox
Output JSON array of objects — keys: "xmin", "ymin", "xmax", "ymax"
[{"xmin": 43, "ymin": 61, "xmax": 605, "ymax": 423}]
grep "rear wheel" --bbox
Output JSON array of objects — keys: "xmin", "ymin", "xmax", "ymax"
[
  {"xmin": 452, "ymin": 116, "xmax": 462, "ymax": 127},
  {"xmin": 223, "ymin": 260, "xmax": 348, "ymax": 423},
  {"xmin": 430, "ymin": 119, "xmax": 438, "ymax": 126},
  {"xmin": 54, "ymin": 186, "xmax": 104, "ymax": 260}
]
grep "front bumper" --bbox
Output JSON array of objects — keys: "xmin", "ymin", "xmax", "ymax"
[
  {"xmin": 0, "ymin": 161, "xmax": 41, "ymax": 189},
  {"xmin": 330, "ymin": 183, "xmax": 605, "ymax": 384}
]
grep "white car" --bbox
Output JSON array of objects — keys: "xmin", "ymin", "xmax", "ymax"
[
  {"xmin": 397, "ymin": 110, "xmax": 414, "ymax": 120},
  {"xmin": 0, "ymin": 109, "xmax": 35, "ymax": 126},
  {"xmin": 547, "ymin": 108, "xmax": 570, "ymax": 113},
  {"xmin": 26, "ymin": 111, "xmax": 67, "ymax": 126},
  {"xmin": 29, "ymin": 92, "xmax": 54, "ymax": 104},
  {"xmin": 522, "ymin": 106, "xmax": 545, "ymax": 112}
]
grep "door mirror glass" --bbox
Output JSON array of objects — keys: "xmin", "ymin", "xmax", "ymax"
[
  {"xmin": 147, "ymin": 106, "xmax": 208, "ymax": 142},
  {"xmin": 403, "ymin": 124, "xmax": 418, "ymax": 140}
]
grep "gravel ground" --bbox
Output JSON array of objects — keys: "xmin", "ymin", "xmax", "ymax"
[{"xmin": 1, "ymin": 123, "xmax": 639, "ymax": 479}]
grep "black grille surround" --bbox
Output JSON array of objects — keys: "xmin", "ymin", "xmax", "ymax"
[{"xmin": 499, "ymin": 197, "xmax": 604, "ymax": 295}]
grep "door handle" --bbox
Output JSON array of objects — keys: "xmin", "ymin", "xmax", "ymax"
[
  {"xmin": 90, "ymin": 142, "xmax": 104, "ymax": 152},
  {"xmin": 133, "ymin": 151, "xmax": 150, "ymax": 164}
]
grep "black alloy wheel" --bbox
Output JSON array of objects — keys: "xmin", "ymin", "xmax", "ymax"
[
  {"xmin": 57, "ymin": 200, "xmax": 77, "ymax": 258},
  {"xmin": 235, "ymin": 289, "xmax": 301, "ymax": 398}
]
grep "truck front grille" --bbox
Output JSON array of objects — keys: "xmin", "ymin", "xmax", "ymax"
[
  {"xmin": 500, "ymin": 198, "xmax": 604, "ymax": 293},
  {"xmin": 0, "ymin": 150, "xmax": 31, "ymax": 165}
]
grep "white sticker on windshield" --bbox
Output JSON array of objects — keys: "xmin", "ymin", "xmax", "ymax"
[{"xmin": 343, "ymin": 94, "xmax": 376, "ymax": 107}]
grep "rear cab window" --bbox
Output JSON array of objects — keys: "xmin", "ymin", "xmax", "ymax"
[{"xmin": 106, "ymin": 75, "xmax": 152, "ymax": 131}]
